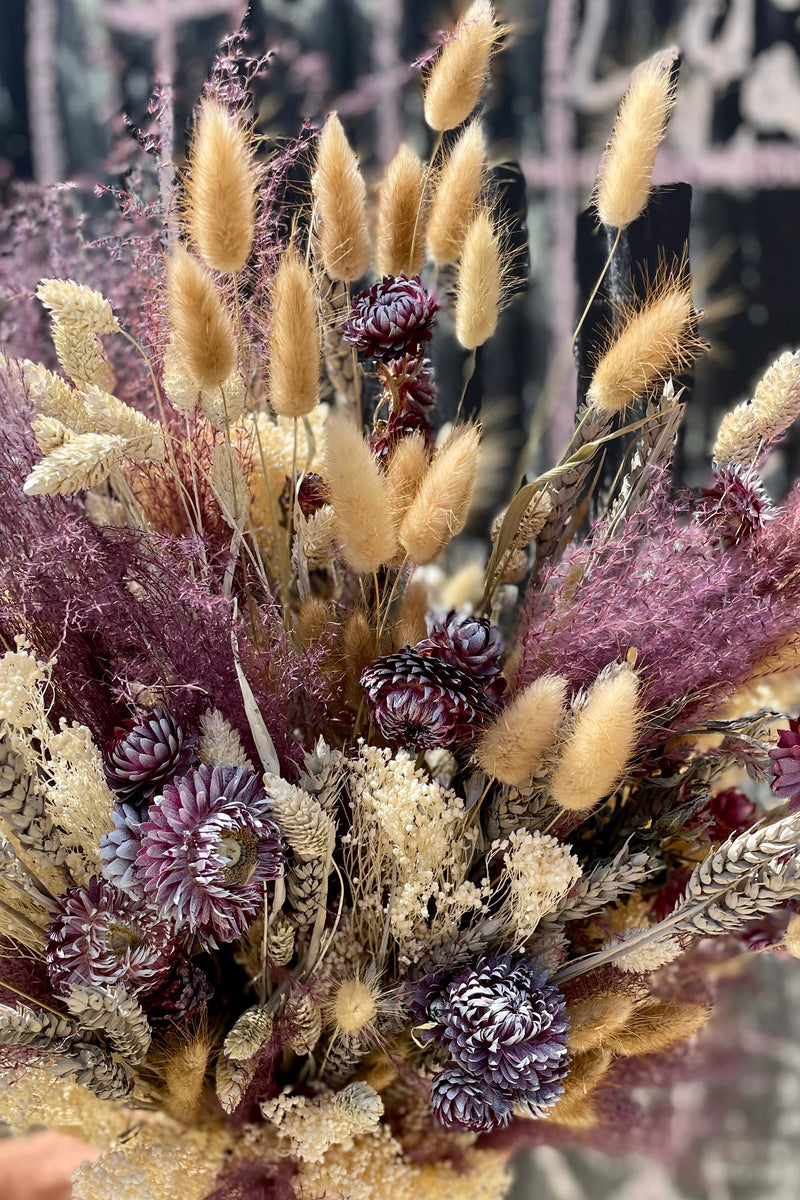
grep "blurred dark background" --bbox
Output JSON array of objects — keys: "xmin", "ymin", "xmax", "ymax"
[{"xmin": 1, "ymin": 3, "xmax": 799, "ymax": 1197}]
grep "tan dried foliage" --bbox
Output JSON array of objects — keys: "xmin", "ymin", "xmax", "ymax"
[
  {"xmin": 268, "ymin": 248, "xmax": 322, "ymax": 417},
  {"xmin": 587, "ymin": 285, "xmax": 697, "ymax": 414},
  {"xmin": 566, "ymin": 990, "xmax": 638, "ymax": 1054},
  {"xmin": 475, "ymin": 674, "xmax": 568, "ymax": 786},
  {"xmin": 341, "ymin": 608, "xmax": 376, "ymax": 708},
  {"xmin": 455, "ymin": 209, "xmax": 501, "ymax": 350},
  {"xmin": 399, "ymin": 423, "xmax": 481, "ymax": 563},
  {"xmin": 423, "ymin": 1, "xmax": 502, "ymax": 133},
  {"xmin": 608, "ymin": 1000, "xmax": 711, "ymax": 1057},
  {"xmin": 186, "ymin": 98, "xmax": 256, "ymax": 273},
  {"xmin": 426, "ymin": 122, "xmax": 486, "ymax": 265},
  {"xmin": 385, "ymin": 432, "xmax": 429, "ymax": 532},
  {"xmin": 549, "ymin": 665, "xmax": 642, "ymax": 812},
  {"xmin": 313, "ymin": 113, "xmax": 371, "ymax": 281},
  {"xmin": 323, "ymin": 411, "xmax": 397, "ymax": 572},
  {"xmin": 595, "ymin": 48, "xmax": 678, "ymax": 229},
  {"xmin": 166, "ymin": 246, "xmax": 237, "ymax": 390},
  {"xmin": 376, "ymin": 144, "xmax": 427, "ymax": 276}
]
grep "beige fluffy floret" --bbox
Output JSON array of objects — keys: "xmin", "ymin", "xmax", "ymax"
[
  {"xmin": 498, "ymin": 828, "xmax": 582, "ymax": 942},
  {"xmin": 455, "ymin": 208, "xmax": 502, "ymax": 350},
  {"xmin": 426, "ymin": 121, "xmax": 486, "ymax": 265},
  {"xmin": 376, "ymin": 144, "xmax": 427, "ymax": 276},
  {"xmin": 186, "ymin": 98, "xmax": 256, "ymax": 273},
  {"xmin": 312, "ymin": 112, "xmax": 371, "ymax": 281},
  {"xmin": 398, "ymin": 423, "xmax": 481, "ymax": 563},
  {"xmin": 268, "ymin": 247, "xmax": 322, "ymax": 417},
  {"xmin": 166, "ymin": 245, "xmax": 237, "ymax": 391},
  {"xmin": 423, "ymin": 1, "xmax": 503, "ymax": 133},
  {"xmin": 323, "ymin": 410, "xmax": 397, "ymax": 572},
  {"xmin": 476, "ymin": 673, "xmax": 568, "ymax": 785}
]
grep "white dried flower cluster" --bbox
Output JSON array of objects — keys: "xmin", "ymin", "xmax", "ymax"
[
  {"xmin": 262, "ymin": 1082, "xmax": 383, "ymax": 1163},
  {"xmin": 0, "ymin": 641, "xmax": 52, "ymax": 735},
  {"xmin": 45, "ymin": 720, "xmax": 116, "ymax": 880},
  {"xmin": 495, "ymin": 828, "xmax": 582, "ymax": 943},
  {"xmin": 605, "ymin": 928, "xmax": 683, "ymax": 973},
  {"xmin": 347, "ymin": 744, "xmax": 487, "ymax": 963},
  {"xmin": 198, "ymin": 707, "xmax": 254, "ymax": 770}
]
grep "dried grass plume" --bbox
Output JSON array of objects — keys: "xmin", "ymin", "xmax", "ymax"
[
  {"xmin": 186, "ymin": 98, "xmax": 256, "ymax": 273},
  {"xmin": 427, "ymin": 122, "xmax": 486, "ymax": 266},
  {"xmin": 313, "ymin": 113, "xmax": 371, "ymax": 281},
  {"xmin": 323, "ymin": 411, "xmax": 397, "ymax": 572},
  {"xmin": 268, "ymin": 248, "xmax": 322, "ymax": 417},
  {"xmin": 423, "ymin": 1, "xmax": 503, "ymax": 133},
  {"xmin": 166, "ymin": 245, "xmax": 237, "ymax": 391},
  {"xmin": 399, "ymin": 424, "xmax": 482, "ymax": 563},
  {"xmin": 455, "ymin": 209, "xmax": 502, "ymax": 350},
  {"xmin": 476, "ymin": 674, "xmax": 568, "ymax": 785},
  {"xmin": 376, "ymin": 145, "xmax": 427, "ymax": 277}
]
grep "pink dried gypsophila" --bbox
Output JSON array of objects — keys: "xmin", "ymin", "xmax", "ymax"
[{"xmin": 517, "ymin": 483, "xmax": 800, "ymax": 738}]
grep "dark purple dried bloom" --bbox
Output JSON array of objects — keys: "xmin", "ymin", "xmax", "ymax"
[
  {"xmin": 104, "ymin": 707, "xmax": 197, "ymax": 807},
  {"xmin": 145, "ymin": 960, "xmax": 213, "ymax": 1024},
  {"xmin": 136, "ymin": 765, "xmax": 284, "ymax": 948},
  {"xmin": 386, "ymin": 355, "xmax": 437, "ymax": 413},
  {"xmin": 369, "ymin": 408, "xmax": 434, "ymax": 468},
  {"xmin": 706, "ymin": 788, "xmax": 757, "ymax": 838},
  {"xmin": 427, "ymin": 954, "xmax": 570, "ymax": 1094},
  {"xmin": 769, "ymin": 718, "xmax": 800, "ymax": 809},
  {"xmin": 45, "ymin": 877, "xmax": 178, "ymax": 998},
  {"xmin": 341, "ymin": 274, "xmax": 438, "ymax": 361},
  {"xmin": 702, "ymin": 462, "xmax": 774, "ymax": 544},
  {"xmin": 100, "ymin": 802, "xmax": 146, "ymax": 899},
  {"xmin": 361, "ymin": 646, "xmax": 501, "ymax": 749},
  {"xmin": 430, "ymin": 1062, "xmax": 512, "ymax": 1132},
  {"xmin": 418, "ymin": 611, "xmax": 505, "ymax": 682}
]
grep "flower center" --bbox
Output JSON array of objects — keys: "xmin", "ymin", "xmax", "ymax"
[
  {"xmin": 106, "ymin": 920, "xmax": 144, "ymax": 956},
  {"xmin": 217, "ymin": 827, "xmax": 258, "ymax": 884}
]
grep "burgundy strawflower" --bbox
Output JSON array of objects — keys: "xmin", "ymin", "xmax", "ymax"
[
  {"xmin": 418, "ymin": 612, "xmax": 505, "ymax": 686},
  {"xmin": 769, "ymin": 718, "xmax": 800, "ymax": 809},
  {"xmin": 702, "ymin": 462, "xmax": 774, "ymax": 543},
  {"xmin": 104, "ymin": 707, "xmax": 197, "ymax": 807},
  {"xmin": 136, "ymin": 765, "xmax": 284, "ymax": 948},
  {"xmin": 427, "ymin": 954, "xmax": 570, "ymax": 1097},
  {"xmin": 361, "ymin": 646, "xmax": 501, "ymax": 750},
  {"xmin": 430, "ymin": 1063, "xmax": 512, "ymax": 1132},
  {"xmin": 706, "ymin": 788, "xmax": 757, "ymax": 838},
  {"xmin": 386, "ymin": 355, "xmax": 437, "ymax": 413},
  {"xmin": 341, "ymin": 274, "xmax": 438, "ymax": 361},
  {"xmin": 100, "ymin": 802, "xmax": 146, "ymax": 899},
  {"xmin": 281, "ymin": 472, "xmax": 330, "ymax": 520},
  {"xmin": 369, "ymin": 408, "xmax": 434, "ymax": 468},
  {"xmin": 45, "ymin": 876, "xmax": 178, "ymax": 998}
]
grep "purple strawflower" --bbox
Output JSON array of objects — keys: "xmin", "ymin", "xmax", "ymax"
[
  {"xmin": 702, "ymin": 462, "xmax": 774, "ymax": 544},
  {"xmin": 104, "ymin": 707, "xmax": 197, "ymax": 807},
  {"xmin": 427, "ymin": 954, "xmax": 570, "ymax": 1095},
  {"xmin": 136, "ymin": 765, "xmax": 284, "ymax": 948},
  {"xmin": 430, "ymin": 1062, "xmax": 512, "ymax": 1132},
  {"xmin": 418, "ymin": 612, "xmax": 505, "ymax": 684},
  {"xmin": 45, "ymin": 876, "xmax": 178, "ymax": 998},
  {"xmin": 385, "ymin": 355, "xmax": 437, "ymax": 413},
  {"xmin": 341, "ymin": 274, "xmax": 438, "ymax": 361},
  {"xmin": 769, "ymin": 718, "xmax": 800, "ymax": 809},
  {"xmin": 100, "ymin": 802, "xmax": 146, "ymax": 899},
  {"xmin": 146, "ymin": 960, "xmax": 213, "ymax": 1024},
  {"xmin": 369, "ymin": 408, "xmax": 433, "ymax": 468},
  {"xmin": 361, "ymin": 646, "xmax": 501, "ymax": 750}
]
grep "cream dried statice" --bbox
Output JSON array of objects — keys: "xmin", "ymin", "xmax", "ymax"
[
  {"xmin": 136, "ymin": 765, "xmax": 284, "ymax": 947},
  {"xmin": 496, "ymin": 830, "xmax": 582, "ymax": 943}
]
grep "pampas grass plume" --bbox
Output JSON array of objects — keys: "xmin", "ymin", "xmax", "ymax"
[
  {"xmin": 313, "ymin": 113, "xmax": 371, "ymax": 281},
  {"xmin": 607, "ymin": 1001, "xmax": 710, "ymax": 1057},
  {"xmin": 268, "ymin": 248, "xmax": 322, "ymax": 417},
  {"xmin": 475, "ymin": 674, "xmax": 568, "ymax": 786},
  {"xmin": 399, "ymin": 423, "xmax": 481, "ymax": 563},
  {"xmin": 423, "ymin": 1, "xmax": 501, "ymax": 133},
  {"xmin": 324, "ymin": 411, "xmax": 397, "ymax": 572},
  {"xmin": 595, "ymin": 48, "xmax": 678, "ymax": 230},
  {"xmin": 427, "ymin": 122, "xmax": 486, "ymax": 266},
  {"xmin": 187, "ymin": 98, "xmax": 256, "ymax": 273},
  {"xmin": 166, "ymin": 245, "xmax": 237, "ymax": 390},
  {"xmin": 376, "ymin": 145, "xmax": 427, "ymax": 276},
  {"xmin": 587, "ymin": 285, "xmax": 696, "ymax": 414},
  {"xmin": 455, "ymin": 209, "xmax": 502, "ymax": 350},
  {"xmin": 549, "ymin": 665, "xmax": 642, "ymax": 812}
]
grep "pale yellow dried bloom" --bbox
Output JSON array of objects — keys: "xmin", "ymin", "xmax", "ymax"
[
  {"xmin": 72, "ymin": 1126, "xmax": 234, "ymax": 1200},
  {"xmin": 263, "ymin": 1085, "xmax": 383, "ymax": 1164},
  {"xmin": 399, "ymin": 424, "xmax": 481, "ymax": 563},
  {"xmin": 285, "ymin": 990, "xmax": 324, "ymax": 1055},
  {"xmin": 265, "ymin": 772, "xmax": 334, "ymax": 860},
  {"xmin": 423, "ymin": 1, "xmax": 502, "ymax": 133},
  {"xmin": 23, "ymin": 432, "xmax": 127, "ymax": 496},
  {"xmin": 166, "ymin": 245, "xmax": 237, "ymax": 391},
  {"xmin": 36, "ymin": 279, "xmax": 120, "ymax": 335},
  {"xmin": 186, "ymin": 98, "xmax": 256, "ymax": 273},
  {"xmin": 426, "ymin": 121, "xmax": 486, "ymax": 265},
  {"xmin": 45, "ymin": 720, "xmax": 115, "ymax": 879},
  {"xmin": 595, "ymin": 48, "xmax": 678, "ymax": 229},
  {"xmin": 324, "ymin": 409, "xmax": 398, "ymax": 572},
  {"xmin": 498, "ymin": 829, "xmax": 582, "ymax": 942},
  {"xmin": 549, "ymin": 665, "xmax": 642, "ymax": 812},
  {"xmin": 491, "ymin": 488, "xmax": 552, "ymax": 548},
  {"xmin": 751, "ymin": 349, "xmax": 800, "ymax": 440},
  {"xmin": 313, "ymin": 112, "xmax": 371, "ymax": 281},
  {"xmin": 332, "ymin": 978, "xmax": 377, "ymax": 1035},
  {"xmin": 606, "ymin": 927, "xmax": 682, "ymax": 972},
  {"xmin": 52, "ymin": 323, "xmax": 115, "ymax": 391},
  {"xmin": 566, "ymin": 991, "xmax": 637, "ymax": 1054},
  {"xmin": 412, "ymin": 1147, "xmax": 512, "ymax": 1200},
  {"xmin": 31, "ymin": 414, "xmax": 73, "ymax": 453},
  {"xmin": 162, "ymin": 339, "xmax": 202, "ymax": 416},
  {"xmin": 0, "ymin": 643, "xmax": 51, "ymax": 735},
  {"xmin": 0, "ymin": 1064, "xmax": 129, "ymax": 1148},
  {"xmin": 23, "ymin": 360, "xmax": 90, "ymax": 430},
  {"xmin": 198, "ymin": 707, "xmax": 254, "ymax": 769},
  {"xmin": 198, "ymin": 368, "xmax": 246, "ymax": 429},
  {"xmin": 160, "ymin": 1031, "xmax": 213, "ymax": 1120},
  {"xmin": 476, "ymin": 674, "xmax": 567, "ymax": 785},
  {"xmin": 385, "ymin": 431, "xmax": 428, "ymax": 532},
  {"xmin": 712, "ymin": 403, "xmax": 763, "ymax": 467},
  {"xmin": 607, "ymin": 1000, "xmax": 711, "ymax": 1057},
  {"xmin": 455, "ymin": 209, "xmax": 501, "ymax": 349},
  {"xmin": 268, "ymin": 248, "xmax": 322, "ymax": 417},
  {"xmin": 783, "ymin": 912, "xmax": 800, "ymax": 958},
  {"xmin": 82, "ymin": 384, "xmax": 165, "ymax": 462},
  {"xmin": 296, "ymin": 504, "xmax": 338, "ymax": 568},
  {"xmin": 587, "ymin": 286, "xmax": 696, "ymax": 413},
  {"xmin": 209, "ymin": 442, "xmax": 250, "ymax": 526},
  {"xmin": 376, "ymin": 144, "xmax": 427, "ymax": 276},
  {"xmin": 292, "ymin": 1127, "xmax": 412, "ymax": 1196}
]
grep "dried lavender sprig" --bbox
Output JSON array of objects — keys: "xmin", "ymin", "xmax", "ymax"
[{"xmin": 63, "ymin": 982, "xmax": 152, "ymax": 1065}]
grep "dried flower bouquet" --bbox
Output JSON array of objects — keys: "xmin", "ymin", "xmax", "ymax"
[{"xmin": 1, "ymin": 3, "xmax": 798, "ymax": 1199}]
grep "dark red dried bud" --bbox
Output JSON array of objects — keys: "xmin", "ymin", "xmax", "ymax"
[{"xmin": 341, "ymin": 274, "xmax": 438, "ymax": 361}]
